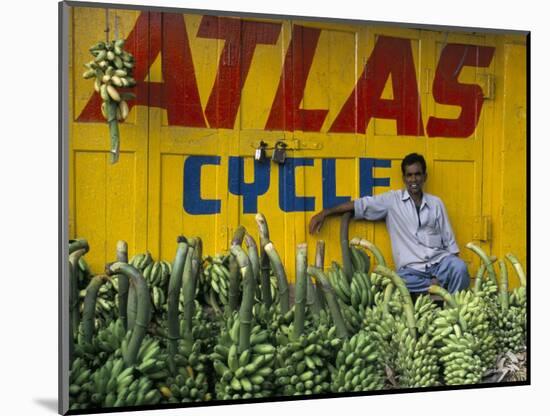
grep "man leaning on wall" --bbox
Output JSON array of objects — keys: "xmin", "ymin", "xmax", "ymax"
[{"xmin": 308, "ymin": 153, "xmax": 470, "ymax": 296}]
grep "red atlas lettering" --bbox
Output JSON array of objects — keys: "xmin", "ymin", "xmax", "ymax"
[
  {"xmin": 426, "ymin": 43, "xmax": 495, "ymax": 138},
  {"xmin": 265, "ymin": 25, "xmax": 328, "ymax": 132},
  {"xmin": 198, "ymin": 16, "xmax": 281, "ymax": 129},
  {"xmin": 330, "ymin": 35, "xmax": 424, "ymax": 135}
]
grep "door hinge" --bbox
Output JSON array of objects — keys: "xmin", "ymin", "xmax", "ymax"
[{"xmin": 472, "ymin": 216, "xmax": 491, "ymax": 241}]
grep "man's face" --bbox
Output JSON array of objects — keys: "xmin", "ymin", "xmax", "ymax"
[{"xmin": 403, "ymin": 162, "xmax": 427, "ymax": 197}]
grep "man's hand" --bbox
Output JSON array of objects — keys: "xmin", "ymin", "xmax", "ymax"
[{"xmin": 309, "ymin": 211, "xmax": 327, "ymax": 234}]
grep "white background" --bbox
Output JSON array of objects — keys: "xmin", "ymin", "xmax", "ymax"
[{"xmin": 0, "ymin": 0, "xmax": 545, "ymax": 415}]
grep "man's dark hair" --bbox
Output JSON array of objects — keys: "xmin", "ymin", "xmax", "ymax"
[{"xmin": 401, "ymin": 153, "xmax": 426, "ymax": 175}]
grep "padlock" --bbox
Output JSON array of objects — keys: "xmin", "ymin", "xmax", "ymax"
[
  {"xmin": 255, "ymin": 141, "xmax": 268, "ymax": 163},
  {"xmin": 272, "ymin": 141, "xmax": 287, "ymax": 164}
]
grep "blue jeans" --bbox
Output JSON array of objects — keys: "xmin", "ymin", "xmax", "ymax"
[{"xmin": 397, "ymin": 255, "xmax": 470, "ymax": 294}]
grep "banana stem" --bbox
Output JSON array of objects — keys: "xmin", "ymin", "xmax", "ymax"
[
  {"xmin": 244, "ymin": 233, "xmax": 260, "ymax": 286},
  {"xmin": 116, "ymin": 240, "xmax": 129, "ymax": 331},
  {"xmin": 231, "ymin": 245, "xmax": 256, "ymax": 353},
  {"xmin": 228, "ymin": 254, "xmax": 241, "ymax": 313},
  {"xmin": 255, "ymin": 213, "xmax": 273, "ymax": 308},
  {"xmin": 427, "ymin": 285, "xmax": 458, "ymax": 308},
  {"xmin": 182, "ymin": 246, "xmax": 196, "ymax": 341},
  {"xmin": 307, "ymin": 266, "xmax": 349, "ymax": 339},
  {"xmin": 340, "ymin": 212, "xmax": 354, "ymax": 282},
  {"xmin": 466, "ymin": 242, "xmax": 497, "ymax": 285},
  {"xmin": 292, "ymin": 244, "xmax": 307, "ymax": 340},
  {"xmin": 81, "ymin": 275, "xmax": 108, "ymax": 344},
  {"xmin": 69, "ymin": 239, "xmax": 89, "ymax": 255},
  {"xmin": 315, "ymin": 240, "xmax": 325, "ymax": 270},
  {"xmin": 306, "ymin": 274, "xmax": 323, "ymax": 315},
  {"xmin": 351, "ymin": 238, "xmax": 387, "ymax": 267},
  {"xmin": 231, "ymin": 226, "xmax": 246, "ymax": 247},
  {"xmin": 498, "ymin": 259, "xmax": 509, "ymax": 312},
  {"xmin": 505, "ymin": 253, "xmax": 527, "ymax": 287},
  {"xmin": 167, "ymin": 237, "xmax": 189, "ymax": 365},
  {"xmin": 473, "ymin": 264, "xmax": 486, "ymax": 294},
  {"xmin": 375, "ymin": 265, "xmax": 416, "ymax": 338},
  {"xmin": 106, "ymin": 100, "xmax": 120, "ymax": 164},
  {"xmin": 109, "ymin": 262, "xmax": 151, "ymax": 367},
  {"xmin": 264, "ymin": 242, "xmax": 290, "ymax": 314}
]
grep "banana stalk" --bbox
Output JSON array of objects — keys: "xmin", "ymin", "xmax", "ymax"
[
  {"xmin": 350, "ymin": 238, "xmax": 387, "ymax": 267},
  {"xmin": 466, "ymin": 242, "xmax": 497, "ymax": 285},
  {"xmin": 105, "ymin": 100, "xmax": 120, "ymax": 164},
  {"xmin": 315, "ymin": 240, "xmax": 325, "ymax": 270},
  {"xmin": 69, "ymin": 239, "xmax": 89, "ymax": 255},
  {"xmin": 307, "ymin": 266, "xmax": 349, "ymax": 339},
  {"xmin": 505, "ymin": 253, "xmax": 527, "ymax": 287},
  {"xmin": 182, "ymin": 246, "xmax": 196, "ymax": 341},
  {"xmin": 228, "ymin": 254, "xmax": 241, "ymax": 313},
  {"xmin": 115, "ymin": 240, "xmax": 130, "ymax": 331},
  {"xmin": 375, "ymin": 265, "xmax": 416, "ymax": 338},
  {"xmin": 264, "ymin": 242, "xmax": 290, "ymax": 314},
  {"xmin": 255, "ymin": 213, "xmax": 273, "ymax": 308},
  {"xmin": 230, "ymin": 245, "xmax": 256, "ymax": 352},
  {"xmin": 427, "ymin": 285, "xmax": 458, "ymax": 308},
  {"xmin": 108, "ymin": 262, "xmax": 151, "ymax": 367},
  {"xmin": 473, "ymin": 263, "xmax": 486, "ymax": 294},
  {"xmin": 167, "ymin": 237, "xmax": 189, "ymax": 366},
  {"xmin": 498, "ymin": 259, "xmax": 509, "ymax": 312},
  {"xmin": 340, "ymin": 212, "xmax": 354, "ymax": 282},
  {"xmin": 292, "ymin": 244, "xmax": 307, "ymax": 340},
  {"xmin": 231, "ymin": 226, "xmax": 246, "ymax": 247},
  {"xmin": 81, "ymin": 275, "xmax": 108, "ymax": 344},
  {"xmin": 244, "ymin": 233, "xmax": 260, "ymax": 285}
]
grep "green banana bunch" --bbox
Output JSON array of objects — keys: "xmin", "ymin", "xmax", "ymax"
[
  {"xmin": 428, "ymin": 287, "xmax": 484, "ymax": 385},
  {"xmin": 83, "ymin": 39, "xmax": 137, "ymax": 163},
  {"xmin": 349, "ymin": 246, "xmax": 371, "ymax": 274},
  {"xmin": 332, "ymin": 329, "xmax": 384, "ymax": 392},
  {"xmin": 439, "ymin": 329, "xmax": 483, "ymax": 385},
  {"xmin": 211, "ymin": 313, "xmax": 277, "ymax": 400},
  {"xmin": 363, "ymin": 305, "xmax": 398, "ymax": 372},
  {"xmin": 143, "ymin": 260, "xmax": 171, "ymax": 290},
  {"xmin": 70, "ymin": 355, "xmax": 161, "ymax": 410},
  {"xmin": 129, "ymin": 252, "xmax": 154, "ymax": 272},
  {"xmin": 327, "ymin": 262, "xmax": 352, "ymax": 304},
  {"xmin": 155, "ymin": 338, "xmax": 210, "ymax": 403},
  {"xmin": 274, "ymin": 324, "xmax": 335, "ymax": 396},
  {"xmin": 68, "ymin": 357, "xmax": 94, "ymax": 410},
  {"xmin": 495, "ymin": 306, "xmax": 525, "ymax": 354},
  {"xmin": 413, "ymin": 294, "xmax": 440, "ymax": 336},
  {"xmin": 393, "ymin": 320, "xmax": 439, "ymax": 388},
  {"xmin": 203, "ymin": 258, "xmax": 231, "ymax": 307}
]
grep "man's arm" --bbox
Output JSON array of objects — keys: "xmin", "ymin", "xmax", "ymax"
[{"xmin": 308, "ymin": 200, "xmax": 355, "ymax": 234}]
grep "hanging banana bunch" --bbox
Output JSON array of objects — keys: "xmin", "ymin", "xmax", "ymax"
[{"xmin": 82, "ymin": 39, "xmax": 136, "ymax": 164}]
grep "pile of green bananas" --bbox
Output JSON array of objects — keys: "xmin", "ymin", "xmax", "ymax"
[
  {"xmin": 332, "ymin": 329, "xmax": 384, "ymax": 392},
  {"xmin": 202, "ymin": 255, "xmax": 231, "ymax": 308},
  {"xmin": 156, "ymin": 338, "xmax": 211, "ymax": 403},
  {"xmin": 211, "ymin": 314, "xmax": 276, "ymax": 400},
  {"xmin": 68, "ymin": 357, "xmax": 94, "ymax": 410},
  {"xmin": 274, "ymin": 325, "xmax": 334, "ymax": 396},
  {"xmin": 142, "ymin": 260, "xmax": 171, "ymax": 312},
  {"xmin": 82, "ymin": 39, "xmax": 136, "ymax": 163},
  {"xmin": 393, "ymin": 319, "xmax": 439, "ymax": 388},
  {"xmin": 428, "ymin": 287, "xmax": 484, "ymax": 385}
]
